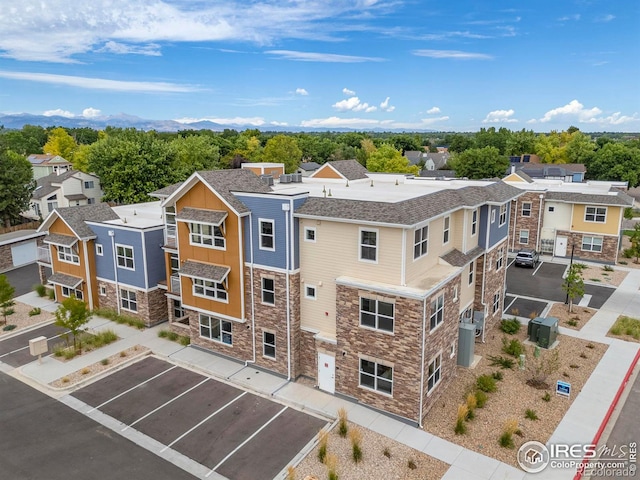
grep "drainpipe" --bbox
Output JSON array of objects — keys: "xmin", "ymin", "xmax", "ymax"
[
  {"xmin": 480, "ymin": 208, "xmax": 491, "ymax": 343},
  {"xmin": 536, "ymin": 194, "xmax": 544, "ymax": 252},
  {"xmin": 109, "ymin": 230, "xmax": 120, "ymax": 314},
  {"xmin": 418, "ymin": 296, "xmax": 427, "ymax": 427},
  {"xmin": 283, "ymin": 202, "xmax": 292, "ymax": 381},
  {"xmin": 511, "ymin": 198, "xmax": 518, "ymax": 252},
  {"xmin": 82, "ymin": 240, "xmax": 94, "ymax": 310},
  {"xmin": 245, "ymin": 213, "xmax": 256, "ymax": 366}
]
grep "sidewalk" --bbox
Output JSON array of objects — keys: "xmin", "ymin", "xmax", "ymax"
[{"xmin": 7, "ymin": 263, "xmax": 640, "ymax": 480}]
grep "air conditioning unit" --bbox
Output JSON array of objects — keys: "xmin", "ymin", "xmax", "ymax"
[
  {"xmin": 260, "ymin": 175, "xmax": 274, "ymax": 186},
  {"xmin": 279, "ymin": 174, "xmax": 292, "ymax": 184},
  {"xmin": 291, "ymin": 173, "xmax": 303, "ymax": 183}
]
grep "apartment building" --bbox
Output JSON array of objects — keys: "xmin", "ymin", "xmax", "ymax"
[{"xmin": 152, "ymin": 162, "xmax": 522, "ymax": 424}]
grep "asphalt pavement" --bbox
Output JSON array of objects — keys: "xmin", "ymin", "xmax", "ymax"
[{"xmin": 2, "ymin": 263, "xmax": 50, "ymax": 297}]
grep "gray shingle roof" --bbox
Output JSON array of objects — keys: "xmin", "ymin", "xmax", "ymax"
[
  {"xmin": 295, "ymin": 181, "xmax": 522, "ymax": 226},
  {"xmin": 298, "ymin": 162, "xmax": 321, "ymax": 171},
  {"xmin": 149, "ymin": 181, "xmax": 184, "ymax": 198},
  {"xmin": 545, "ymin": 191, "xmax": 634, "ymax": 207},
  {"xmin": 48, "ymin": 272, "xmax": 83, "ymax": 288},
  {"xmin": 54, "ymin": 203, "xmax": 119, "ymax": 238},
  {"xmin": 44, "ymin": 233, "xmax": 77, "ymax": 247},
  {"xmin": 32, "ymin": 170, "xmax": 79, "ymax": 199},
  {"xmin": 179, "ymin": 260, "xmax": 230, "ymax": 282},
  {"xmin": 325, "ymin": 160, "xmax": 369, "ymax": 181},
  {"xmin": 198, "ymin": 169, "xmax": 272, "ymax": 214},
  {"xmin": 440, "ymin": 246, "xmax": 485, "ymax": 267},
  {"xmin": 177, "ymin": 207, "xmax": 227, "ymax": 225}
]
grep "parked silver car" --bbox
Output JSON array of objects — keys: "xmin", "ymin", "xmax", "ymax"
[{"xmin": 515, "ymin": 249, "xmax": 540, "ymax": 267}]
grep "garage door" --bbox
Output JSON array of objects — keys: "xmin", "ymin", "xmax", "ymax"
[{"xmin": 11, "ymin": 241, "xmax": 37, "ymax": 267}]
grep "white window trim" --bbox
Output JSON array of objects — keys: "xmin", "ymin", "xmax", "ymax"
[
  {"xmin": 263, "ymin": 330, "xmax": 276, "ymax": 359},
  {"xmin": 259, "ymin": 218, "xmax": 276, "ymax": 252},
  {"xmin": 304, "ymin": 284, "xmax": 317, "ymax": 300},
  {"xmin": 61, "ymin": 286, "xmax": 83, "ymax": 300},
  {"xmin": 120, "ymin": 288, "xmax": 137, "ymax": 312},
  {"xmin": 98, "ymin": 285, "xmax": 107, "ymax": 296},
  {"xmin": 188, "ymin": 221, "xmax": 226, "ymax": 250},
  {"xmin": 359, "ymin": 357, "xmax": 393, "ymax": 397},
  {"xmin": 413, "ymin": 224, "xmax": 429, "ymax": 260},
  {"xmin": 468, "ymin": 261, "xmax": 474, "ymax": 286},
  {"xmin": 96, "ymin": 243, "xmax": 103, "ymax": 256},
  {"xmin": 584, "ymin": 206, "xmax": 607, "ymax": 223},
  {"xmin": 519, "ymin": 229, "xmax": 529, "ymax": 245},
  {"xmin": 491, "ymin": 209, "xmax": 496, "ymax": 223},
  {"xmin": 493, "ymin": 292, "xmax": 501, "ymax": 314},
  {"xmin": 442, "ymin": 216, "xmax": 450, "ymax": 245},
  {"xmin": 359, "ymin": 227, "xmax": 379, "ymax": 264},
  {"xmin": 261, "ymin": 277, "xmax": 275, "ymax": 306},
  {"xmin": 115, "ymin": 243, "xmax": 135, "ymax": 271},
  {"xmin": 427, "ymin": 352, "xmax": 442, "ymax": 394},
  {"xmin": 192, "ymin": 277, "xmax": 228, "ymax": 303},
  {"xmin": 499, "ymin": 204, "xmax": 507, "ymax": 227},
  {"xmin": 57, "ymin": 245, "xmax": 80, "ymax": 265},
  {"xmin": 429, "ymin": 293, "xmax": 445, "ymax": 332},
  {"xmin": 199, "ymin": 313, "xmax": 232, "ymax": 346},
  {"xmin": 359, "ymin": 297, "xmax": 395, "ymax": 334},
  {"xmin": 581, "ymin": 236, "xmax": 603, "ymax": 252},
  {"xmin": 304, "ymin": 226, "xmax": 316, "ymax": 243},
  {"xmin": 521, "ymin": 202, "xmax": 532, "ymax": 217},
  {"xmin": 496, "ymin": 247, "xmax": 504, "ymax": 271},
  {"xmin": 471, "ymin": 209, "xmax": 478, "ymax": 236}
]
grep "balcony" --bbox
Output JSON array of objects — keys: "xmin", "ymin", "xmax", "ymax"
[
  {"xmin": 37, "ymin": 246, "xmax": 51, "ymax": 265},
  {"xmin": 170, "ymin": 275, "xmax": 181, "ymax": 295},
  {"xmin": 165, "ymin": 224, "xmax": 177, "ymax": 248}
]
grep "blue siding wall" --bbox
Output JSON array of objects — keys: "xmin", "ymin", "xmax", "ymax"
[
  {"xmin": 236, "ymin": 194, "xmax": 300, "ymax": 270},
  {"xmin": 144, "ymin": 228, "xmax": 167, "ymax": 286},
  {"xmin": 478, "ymin": 203, "xmax": 511, "ymax": 249},
  {"xmin": 92, "ymin": 224, "xmax": 147, "ymax": 289}
]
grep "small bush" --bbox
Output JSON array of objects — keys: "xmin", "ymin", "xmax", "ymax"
[
  {"xmin": 100, "ymin": 358, "xmax": 110, "ymax": 366},
  {"xmin": 34, "ymin": 284, "xmax": 47, "ymax": 297},
  {"xmin": 619, "ymin": 260, "xmax": 628, "ymax": 265},
  {"xmin": 317, "ymin": 429, "xmax": 328, "ymax": 463},
  {"xmin": 326, "ymin": 453, "xmax": 338, "ymax": 480},
  {"xmin": 569, "ymin": 364, "xmax": 579, "ymax": 369},
  {"xmin": 575, "ymin": 263, "xmax": 587, "ymax": 270},
  {"xmin": 28, "ymin": 307, "xmax": 42, "ymax": 316},
  {"xmin": 580, "ymin": 352, "xmax": 587, "ymax": 359},
  {"xmin": 93, "ymin": 308, "xmax": 146, "ymax": 330},
  {"xmin": 622, "ymin": 248, "xmax": 634, "ymax": 259},
  {"xmin": 488, "ymin": 355, "xmax": 515, "ymax": 370},
  {"xmin": 383, "ymin": 447, "xmax": 391, "ymax": 458},
  {"xmin": 338, "ymin": 407, "xmax": 348, "ymax": 438},
  {"xmin": 586, "ymin": 343, "xmax": 595, "ymax": 349},
  {"xmin": 3, "ymin": 308, "xmax": 15, "ymax": 316},
  {"xmin": 603, "ymin": 265, "xmax": 614, "ymax": 272},
  {"xmin": 286, "ymin": 465, "xmax": 296, "ymax": 480},
  {"xmin": 2, "ymin": 324, "xmax": 16, "ymax": 331},
  {"xmin": 179, "ymin": 335, "xmax": 190, "ymax": 346},
  {"xmin": 158, "ymin": 330, "xmax": 169, "ymax": 338},
  {"xmin": 63, "ymin": 349, "xmax": 77, "ymax": 360},
  {"xmin": 454, "ymin": 404, "xmax": 468, "ymax": 435},
  {"xmin": 609, "ymin": 315, "xmax": 640, "ymax": 340},
  {"xmin": 466, "ymin": 392, "xmax": 477, "ymax": 420},
  {"xmin": 408, "ymin": 459, "xmax": 417, "ymax": 470},
  {"xmin": 61, "ymin": 377, "xmax": 70, "ymax": 383},
  {"xmin": 120, "ymin": 350, "xmax": 127, "ymax": 357},
  {"xmin": 542, "ymin": 392, "xmax": 551, "ymax": 402},
  {"xmin": 475, "ymin": 390, "xmax": 488, "ymax": 408},
  {"xmin": 500, "ymin": 318, "xmax": 521, "ymax": 334},
  {"xmin": 349, "ymin": 428, "xmax": 363, "ymax": 464},
  {"xmin": 566, "ymin": 318, "xmax": 578, "ymax": 327},
  {"xmin": 528, "ymin": 311, "xmax": 539, "ymax": 320},
  {"xmin": 525, "ymin": 409, "xmax": 539, "ymax": 420},
  {"xmin": 590, "ymin": 278, "xmax": 601, "ymax": 282},
  {"xmin": 499, "ymin": 418, "xmax": 518, "ymax": 449},
  {"xmin": 47, "ymin": 288, "xmax": 56, "ymax": 300},
  {"xmin": 476, "ymin": 374, "xmax": 497, "ymax": 393},
  {"xmin": 53, "ymin": 343, "xmax": 66, "ymax": 357},
  {"xmin": 167, "ymin": 331, "xmax": 179, "ymax": 341},
  {"xmin": 492, "ymin": 371, "xmax": 503, "ymax": 381},
  {"xmin": 502, "ymin": 337, "xmax": 525, "ymax": 357},
  {"xmin": 81, "ymin": 368, "xmax": 90, "ymax": 375}
]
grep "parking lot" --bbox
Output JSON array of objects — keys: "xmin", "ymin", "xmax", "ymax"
[
  {"xmin": 71, "ymin": 356, "xmax": 328, "ymax": 480},
  {"xmin": 0, "ymin": 323, "xmax": 68, "ymax": 368}
]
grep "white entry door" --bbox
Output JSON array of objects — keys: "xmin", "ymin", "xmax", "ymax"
[
  {"xmin": 555, "ymin": 236, "xmax": 568, "ymax": 257},
  {"xmin": 317, "ymin": 352, "xmax": 335, "ymax": 394}
]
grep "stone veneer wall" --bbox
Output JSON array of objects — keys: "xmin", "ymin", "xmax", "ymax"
[
  {"xmin": 97, "ymin": 282, "xmax": 168, "ymax": 327},
  {"xmin": 555, "ymin": 231, "xmax": 618, "ymax": 264},
  {"xmin": 509, "ymin": 191, "xmax": 544, "ymax": 252},
  {"xmin": 0, "ymin": 236, "xmax": 45, "ymax": 272},
  {"xmin": 187, "ymin": 307, "xmax": 253, "ymax": 361},
  {"xmin": 166, "ymin": 296, "xmax": 191, "ymax": 334},
  {"xmin": 474, "ymin": 240, "xmax": 508, "ymax": 332}
]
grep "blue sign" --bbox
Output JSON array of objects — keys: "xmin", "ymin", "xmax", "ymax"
[{"xmin": 556, "ymin": 380, "xmax": 571, "ymax": 397}]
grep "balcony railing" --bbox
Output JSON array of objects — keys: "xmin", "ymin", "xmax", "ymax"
[
  {"xmin": 37, "ymin": 246, "xmax": 51, "ymax": 264},
  {"xmin": 170, "ymin": 275, "xmax": 181, "ymax": 295},
  {"xmin": 165, "ymin": 224, "xmax": 177, "ymax": 248}
]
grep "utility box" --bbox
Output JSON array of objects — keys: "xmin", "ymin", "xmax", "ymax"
[
  {"xmin": 528, "ymin": 317, "xmax": 558, "ymax": 348},
  {"xmin": 457, "ymin": 323, "xmax": 476, "ymax": 367},
  {"xmin": 29, "ymin": 336, "xmax": 48, "ymax": 357}
]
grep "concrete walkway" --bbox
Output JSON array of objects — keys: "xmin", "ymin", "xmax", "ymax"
[{"xmin": 6, "ymin": 262, "xmax": 640, "ymax": 480}]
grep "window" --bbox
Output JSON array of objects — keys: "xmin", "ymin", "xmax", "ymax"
[
  {"xmin": 199, "ymin": 314, "xmax": 232, "ymax": 345},
  {"xmin": 522, "ymin": 202, "xmax": 532, "ymax": 217},
  {"xmin": 499, "ymin": 204, "xmax": 507, "ymax": 226},
  {"xmin": 360, "ymin": 298, "xmax": 394, "ymax": 333},
  {"xmin": 442, "ymin": 216, "xmax": 450, "ymax": 244},
  {"xmin": 468, "ymin": 261, "xmax": 474, "ymax": 286},
  {"xmin": 491, "ymin": 209, "xmax": 496, "ymax": 223},
  {"xmin": 471, "ymin": 209, "xmax": 478, "ymax": 236},
  {"xmin": 582, "ymin": 236, "xmax": 603, "ymax": 252},
  {"xmin": 165, "ymin": 206, "xmax": 176, "ymax": 226},
  {"xmin": 120, "ymin": 288, "xmax": 137, "ymax": 312},
  {"xmin": 430, "ymin": 294, "xmax": 444, "ymax": 330},
  {"xmin": 259, "ymin": 219, "xmax": 275, "ymax": 250},
  {"xmin": 414, "ymin": 225, "xmax": 428, "ymax": 259},
  {"xmin": 193, "ymin": 278, "xmax": 227, "ymax": 301},
  {"xmin": 304, "ymin": 227, "xmax": 316, "ymax": 242},
  {"xmin": 548, "ymin": 206, "xmax": 555, "ymax": 213},
  {"xmin": 57, "ymin": 245, "xmax": 79, "ymax": 264},
  {"xmin": 116, "ymin": 245, "xmax": 134, "ymax": 270},
  {"xmin": 87, "ymin": 198, "xmax": 95, "ymax": 205},
  {"xmin": 427, "ymin": 354, "xmax": 441, "ymax": 392},
  {"xmin": 189, "ymin": 222, "xmax": 225, "ymax": 248},
  {"xmin": 496, "ymin": 247, "xmax": 504, "ymax": 270},
  {"xmin": 359, "ymin": 359, "xmax": 393, "ymax": 395},
  {"xmin": 519, "ymin": 229, "xmax": 529, "ymax": 245},
  {"xmin": 173, "ymin": 300, "xmax": 184, "ymax": 319},
  {"xmin": 61, "ymin": 286, "xmax": 83, "ymax": 300},
  {"xmin": 170, "ymin": 254, "xmax": 180, "ymax": 276},
  {"xmin": 96, "ymin": 243, "xmax": 103, "ymax": 256},
  {"xmin": 262, "ymin": 277, "xmax": 275, "ymax": 305},
  {"xmin": 359, "ymin": 229, "xmax": 377, "ymax": 262},
  {"xmin": 47, "ymin": 194, "xmax": 58, "ymax": 213},
  {"xmin": 84, "ymin": 181, "xmax": 94, "ymax": 189},
  {"xmin": 263, "ymin": 331, "xmax": 276, "ymax": 358},
  {"xmin": 305, "ymin": 285, "xmax": 316, "ymax": 299},
  {"xmin": 98, "ymin": 285, "xmax": 106, "ymax": 296},
  {"xmin": 492, "ymin": 292, "xmax": 500, "ymax": 314},
  {"xmin": 585, "ymin": 206, "xmax": 606, "ymax": 223}
]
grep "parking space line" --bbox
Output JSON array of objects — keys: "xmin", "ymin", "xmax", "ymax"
[
  {"xmin": 88, "ymin": 365, "xmax": 178, "ymax": 413},
  {"xmin": 504, "ymin": 296, "xmax": 517, "ymax": 314},
  {"xmin": 207, "ymin": 405, "xmax": 288, "ymax": 477},
  {"xmin": 532, "ymin": 261, "xmax": 543, "ymax": 276},
  {"xmin": 0, "ymin": 331, "xmax": 68, "ymax": 358},
  {"xmin": 123, "ymin": 377, "xmax": 211, "ymax": 432},
  {"xmin": 161, "ymin": 391, "xmax": 248, "ymax": 453},
  {"xmin": 507, "ymin": 258, "xmax": 516, "ymax": 268}
]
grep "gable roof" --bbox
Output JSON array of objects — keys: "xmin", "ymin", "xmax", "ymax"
[
  {"xmin": 298, "ymin": 162, "xmax": 321, "ymax": 171},
  {"xmin": 149, "ymin": 181, "xmax": 184, "ymax": 199},
  {"xmin": 27, "ymin": 154, "xmax": 70, "ymax": 165},
  {"xmin": 40, "ymin": 203, "xmax": 119, "ymax": 239},
  {"xmin": 311, "ymin": 160, "xmax": 369, "ymax": 181},
  {"xmin": 32, "ymin": 170, "xmax": 80, "ymax": 199},
  {"xmin": 440, "ymin": 246, "xmax": 485, "ymax": 267},
  {"xmin": 545, "ymin": 190, "xmax": 634, "ymax": 207},
  {"xmin": 424, "ymin": 152, "xmax": 450, "ymax": 169},
  {"xmin": 197, "ymin": 169, "xmax": 272, "ymax": 214}
]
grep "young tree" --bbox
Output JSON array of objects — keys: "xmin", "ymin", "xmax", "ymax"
[
  {"xmin": 43, "ymin": 127, "xmax": 78, "ymax": 159},
  {"xmin": 627, "ymin": 223, "xmax": 640, "ymax": 264},
  {"xmin": 366, "ymin": 143, "xmax": 419, "ymax": 174},
  {"xmin": 54, "ymin": 296, "xmax": 92, "ymax": 352},
  {"xmin": 450, "ymin": 146, "xmax": 509, "ymax": 179},
  {"xmin": 563, "ymin": 263, "xmax": 585, "ymax": 313},
  {"xmin": 0, "ymin": 275, "xmax": 15, "ymax": 325},
  {"xmin": 0, "ymin": 149, "xmax": 36, "ymax": 227}
]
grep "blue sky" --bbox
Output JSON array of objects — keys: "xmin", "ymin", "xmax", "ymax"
[{"xmin": 0, "ymin": 0, "xmax": 638, "ymax": 132}]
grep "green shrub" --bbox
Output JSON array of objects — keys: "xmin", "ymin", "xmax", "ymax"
[
  {"xmin": 492, "ymin": 371, "xmax": 504, "ymax": 381},
  {"xmin": 3, "ymin": 324, "xmax": 16, "ymax": 331},
  {"xmin": 525, "ymin": 409, "xmax": 539, "ymax": 420},
  {"xmin": 34, "ymin": 284, "xmax": 47, "ymax": 297},
  {"xmin": 47, "ymin": 288, "xmax": 56, "ymax": 300},
  {"xmin": 167, "ymin": 331, "xmax": 179, "ymax": 341},
  {"xmin": 100, "ymin": 358, "xmax": 110, "ymax": 366},
  {"xmin": 609, "ymin": 315, "xmax": 640, "ymax": 340},
  {"xmin": 179, "ymin": 335, "xmax": 190, "ymax": 346},
  {"xmin": 500, "ymin": 318, "xmax": 521, "ymax": 334},
  {"xmin": 317, "ymin": 429, "xmax": 328, "ymax": 463},
  {"xmin": 476, "ymin": 374, "xmax": 497, "ymax": 393},
  {"xmin": 349, "ymin": 428, "xmax": 363, "ymax": 464},
  {"xmin": 622, "ymin": 248, "xmax": 634, "ymax": 259},
  {"xmin": 488, "ymin": 355, "xmax": 515, "ymax": 369},
  {"xmin": 475, "ymin": 390, "xmax": 488, "ymax": 408},
  {"xmin": 63, "ymin": 349, "xmax": 77, "ymax": 360},
  {"xmin": 338, "ymin": 407, "xmax": 348, "ymax": 438},
  {"xmin": 498, "ymin": 418, "xmax": 518, "ymax": 449},
  {"xmin": 93, "ymin": 308, "xmax": 146, "ymax": 330},
  {"xmin": 566, "ymin": 318, "xmax": 578, "ymax": 327},
  {"xmin": 542, "ymin": 392, "xmax": 551, "ymax": 402},
  {"xmin": 158, "ymin": 330, "xmax": 169, "ymax": 338},
  {"xmin": 3, "ymin": 308, "xmax": 15, "ymax": 316},
  {"xmin": 408, "ymin": 459, "xmax": 417, "ymax": 470},
  {"xmin": 28, "ymin": 307, "xmax": 41, "ymax": 316},
  {"xmin": 502, "ymin": 337, "xmax": 524, "ymax": 357}
]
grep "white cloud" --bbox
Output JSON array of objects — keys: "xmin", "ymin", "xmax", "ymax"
[
  {"xmin": 380, "ymin": 97, "xmax": 395, "ymax": 112},
  {"xmin": 427, "ymin": 106, "xmax": 441, "ymax": 114},
  {"xmin": 266, "ymin": 50, "xmax": 385, "ymax": 63},
  {"xmin": 82, "ymin": 107, "xmax": 101, "ymax": 118},
  {"xmin": 596, "ymin": 14, "xmax": 615, "ymax": 22},
  {"xmin": 483, "ymin": 109, "xmax": 517, "ymax": 123},
  {"xmin": 0, "ymin": 70, "xmax": 200, "ymax": 93},
  {"xmin": 43, "ymin": 109, "xmax": 75, "ymax": 117},
  {"xmin": 97, "ymin": 41, "xmax": 161, "ymax": 56},
  {"xmin": 557, "ymin": 14, "xmax": 580, "ymax": 22},
  {"xmin": 270, "ymin": 121, "xmax": 289, "ymax": 126},
  {"xmin": 332, "ymin": 96, "xmax": 376, "ymax": 112},
  {"xmin": 538, "ymin": 100, "xmax": 602, "ymax": 123},
  {"xmin": 295, "ymin": 88, "xmax": 308, "ymax": 96},
  {"xmin": 300, "ymin": 116, "xmax": 450, "ymax": 129},
  {"xmin": 598, "ymin": 112, "xmax": 639, "ymax": 125},
  {"xmin": 342, "ymin": 87, "xmax": 356, "ymax": 96},
  {"xmin": 412, "ymin": 49, "xmax": 493, "ymax": 60},
  {"xmin": 174, "ymin": 116, "xmax": 266, "ymax": 126}
]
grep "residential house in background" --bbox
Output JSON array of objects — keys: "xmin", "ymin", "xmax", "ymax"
[
  {"xmin": 27, "ymin": 154, "xmax": 73, "ymax": 179},
  {"xmin": 24, "ymin": 170, "xmax": 103, "ymax": 220},
  {"xmin": 504, "ymin": 171, "xmax": 633, "ymax": 264},
  {"xmin": 507, "ymin": 163, "xmax": 586, "ymax": 183},
  {"xmin": 37, "ymin": 202, "xmax": 167, "ymax": 326},
  {"xmin": 297, "ymin": 161, "xmax": 321, "ymax": 177}
]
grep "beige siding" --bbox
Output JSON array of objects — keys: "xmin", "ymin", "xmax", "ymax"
[
  {"xmin": 458, "ymin": 262, "xmax": 475, "ymax": 311},
  {"xmin": 451, "ymin": 210, "xmax": 465, "ymax": 251},
  {"xmin": 464, "ymin": 208, "xmax": 479, "ymax": 252},
  {"xmin": 542, "ymin": 201, "xmax": 572, "ymax": 232},
  {"xmin": 299, "ymin": 219, "xmax": 403, "ymax": 336}
]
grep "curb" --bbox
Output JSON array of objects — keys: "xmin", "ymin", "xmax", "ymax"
[{"xmin": 573, "ymin": 346, "xmax": 640, "ymax": 480}]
